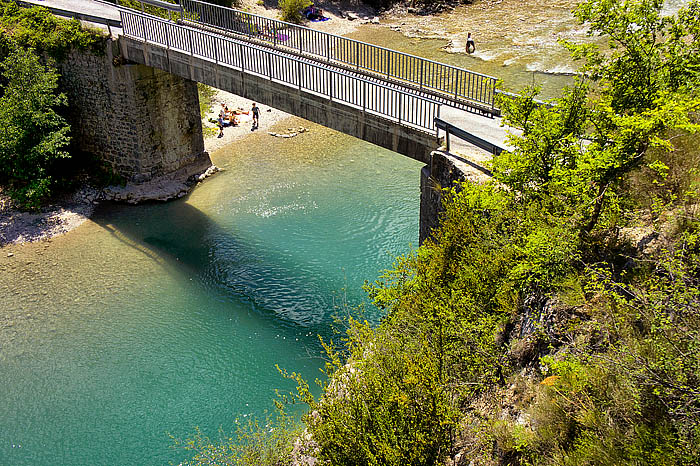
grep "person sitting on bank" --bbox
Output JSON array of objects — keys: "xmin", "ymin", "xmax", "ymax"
[
  {"xmin": 302, "ymin": 4, "xmax": 324, "ymax": 20},
  {"xmin": 466, "ymin": 32, "xmax": 475, "ymax": 54}
]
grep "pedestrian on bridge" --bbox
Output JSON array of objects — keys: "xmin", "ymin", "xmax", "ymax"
[{"xmin": 251, "ymin": 103, "xmax": 260, "ymax": 130}]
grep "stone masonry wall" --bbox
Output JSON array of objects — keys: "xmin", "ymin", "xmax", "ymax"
[
  {"xmin": 58, "ymin": 38, "xmax": 211, "ymax": 183},
  {"xmin": 419, "ymin": 151, "xmax": 468, "ymax": 244}
]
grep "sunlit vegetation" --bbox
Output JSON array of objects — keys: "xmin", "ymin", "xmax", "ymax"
[
  {"xmin": 180, "ymin": 0, "xmax": 700, "ymax": 464},
  {"xmin": 0, "ymin": 1, "xmax": 105, "ymax": 209}
]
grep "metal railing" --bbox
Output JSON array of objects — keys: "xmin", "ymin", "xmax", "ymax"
[
  {"xmin": 121, "ymin": 10, "xmax": 441, "ymax": 132},
  {"xmin": 179, "ymin": 0, "xmax": 497, "ymax": 112}
]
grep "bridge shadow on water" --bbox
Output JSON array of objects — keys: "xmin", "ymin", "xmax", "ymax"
[{"xmin": 90, "ymin": 195, "xmax": 349, "ymax": 335}]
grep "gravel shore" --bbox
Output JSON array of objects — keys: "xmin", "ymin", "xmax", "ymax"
[{"xmin": 0, "ymin": 187, "xmax": 100, "ymax": 247}]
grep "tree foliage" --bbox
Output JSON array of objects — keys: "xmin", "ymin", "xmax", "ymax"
[
  {"xmin": 0, "ymin": 47, "xmax": 70, "ymax": 209},
  {"xmin": 0, "ymin": 1, "xmax": 105, "ymax": 59},
  {"xmin": 298, "ymin": 0, "xmax": 700, "ymax": 464},
  {"xmin": 0, "ymin": 1, "xmax": 105, "ymax": 209},
  {"xmin": 278, "ymin": 0, "xmax": 312, "ymax": 24},
  {"xmin": 181, "ymin": 0, "xmax": 700, "ymax": 464}
]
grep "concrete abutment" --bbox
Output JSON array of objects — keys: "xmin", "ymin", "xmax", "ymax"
[{"xmin": 419, "ymin": 151, "xmax": 474, "ymax": 244}]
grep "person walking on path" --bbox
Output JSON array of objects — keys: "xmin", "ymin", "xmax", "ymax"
[
  {"xmin": 251, "ymin": 103, "xmax": 260, "ymax": 130},
  {"xmin": 466, "ymin": 32, "xmax": 475, "ymax": 54}
]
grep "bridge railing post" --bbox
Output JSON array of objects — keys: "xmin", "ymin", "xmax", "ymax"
[
  {"xmin": 267, "ymin": 52, "xmax": 272, "ymax": 80},
  {"xmin": 398, "ymin": 93, "xmax": 402, "ymax": 125},
  {"xmin": 165, "ymin": 21, "xmax": 170, "ymax": 49},
  {"xmin": 386, "ymin": 49, "xmax": 390, "ymax": 79},
  {"xmin": 436, "ymin": 106, "xmax": 441, "ymax": 138},
  {"xmin": 297, "ymin": 60, "xmax": 302, "ymax": 89},
  {"xmin": 362, "ymin": 81, "xmax": 366, "ymax": 113},
  {"xmin": 214, "ymin": 32, "xmax": 218, "ymax": 63},
  {"xmin": 419, "ymin": 60, "xmax": 424, "ymax": 91},
  {"xmin": 491, "ymin": 78, "xmax": 497, "ymax": 116},
  {"xmin": 239, "ymin": 42, "xmax": 244, "ymax": 71},
  {"xmin": 140, "ymin": 14, "xmax": 147, "ymax": 42}
]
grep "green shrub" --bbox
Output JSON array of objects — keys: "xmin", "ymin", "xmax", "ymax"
[
  {"xmin": 174, "ymin": 410, "xmax": 301, "ymax": 466},
  {"xmin": 0, "ymin": 47, "xmax": 70, "ymax": 209},
  {"xmin": 282, "ymin": 319, "xmax": 460, "ymax": 466},
  {"xmin": 278, "ymin": 0, "xmax": 311, "ymax": 23},
  {"xmin": 0, "ymin": 1, "xmax": 105, "ymax": 59}
]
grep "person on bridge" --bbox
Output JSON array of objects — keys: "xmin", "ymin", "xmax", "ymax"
[
  {"xmin": 466, "ymin": 33, "xmax": 475, "ymax": 54},
  {"xmin": 251, "ymin": 103, "xmax": 260, "ymax": 130}
]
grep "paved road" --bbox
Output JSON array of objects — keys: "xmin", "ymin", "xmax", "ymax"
[
  {"xmin": 21, "ymin": 0, "xmax": 519, "ymax": 160},
  {"xmin": 21, "ymin": 0, "xmax": 122, "ymax": 34},
  {"xmin": 22, "ymin": 0, "xmax": 121, "ymax": 20}
]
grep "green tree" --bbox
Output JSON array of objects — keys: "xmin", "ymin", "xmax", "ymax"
[
  {"xmin": 0, "ymin": 46, "xmax": 70, "ymax": 209},
  {"xmin": 278, "ymin": 0, "xmax": 311, "ymax": 23},
  {"xmin": 493, "ymin": 0, "xmax": 700, "ymax": 239}
]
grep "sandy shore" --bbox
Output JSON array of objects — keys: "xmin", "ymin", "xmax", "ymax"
[{"xmin": 202, "ymin": 89, "xmax": 295, "ymax": 153}]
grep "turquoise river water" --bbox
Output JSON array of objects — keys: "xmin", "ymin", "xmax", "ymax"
[
  {"xmin": 0, "ymin": 121, "xmax": 423, "ymax": 465},
  {"xmin": 2, "ymin": 0, "xmax": 691, "ymax": 462}
]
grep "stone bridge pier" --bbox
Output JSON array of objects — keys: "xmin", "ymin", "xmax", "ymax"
[{"xmin": 58, "ymin": 38, "xmax": 212, "ymax": 191}]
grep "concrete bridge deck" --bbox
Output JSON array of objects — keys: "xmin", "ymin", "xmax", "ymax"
[{"xmin": 20, "ymin": 0, "xmax": 518, "ymax": 164}]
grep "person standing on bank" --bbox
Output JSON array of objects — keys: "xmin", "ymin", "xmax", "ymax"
[
  {"xmin": 251, "ymin": 103, "xmax": 260, "ymax": 130},
  {"xmin": 217, "ymin": 102, "xmax": 226, "ymax": 138},
  {"xmin": 466, "ymin": 32, "xmax": 475, "ymax": 54}
]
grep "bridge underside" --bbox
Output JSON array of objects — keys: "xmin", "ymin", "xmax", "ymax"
[{"xmin": 119, "ymin": 37, "xmax": 440, "ymax": 164}]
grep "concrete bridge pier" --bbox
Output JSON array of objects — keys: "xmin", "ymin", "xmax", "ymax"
[{"xmin": 58, "ymin": 38, "xmax": 212, "ymax": 190}]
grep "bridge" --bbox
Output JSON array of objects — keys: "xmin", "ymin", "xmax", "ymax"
[{"xmin": 21, "ymin": 0, "xmax": 515, "ymax": 164}]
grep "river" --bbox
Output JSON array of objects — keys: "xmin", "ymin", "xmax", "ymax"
[
  {"xmin": 0, "ymin": 0, "xmax": 690, "ymax": 463},
  {"xmin": 0, "ymin": 120, "xmax": 423, "ymax": 465}
]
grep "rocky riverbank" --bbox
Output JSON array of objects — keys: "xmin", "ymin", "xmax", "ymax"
[{"xmin": 0, "ymin": 186, "xmax": 100, "ymax": 247}]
